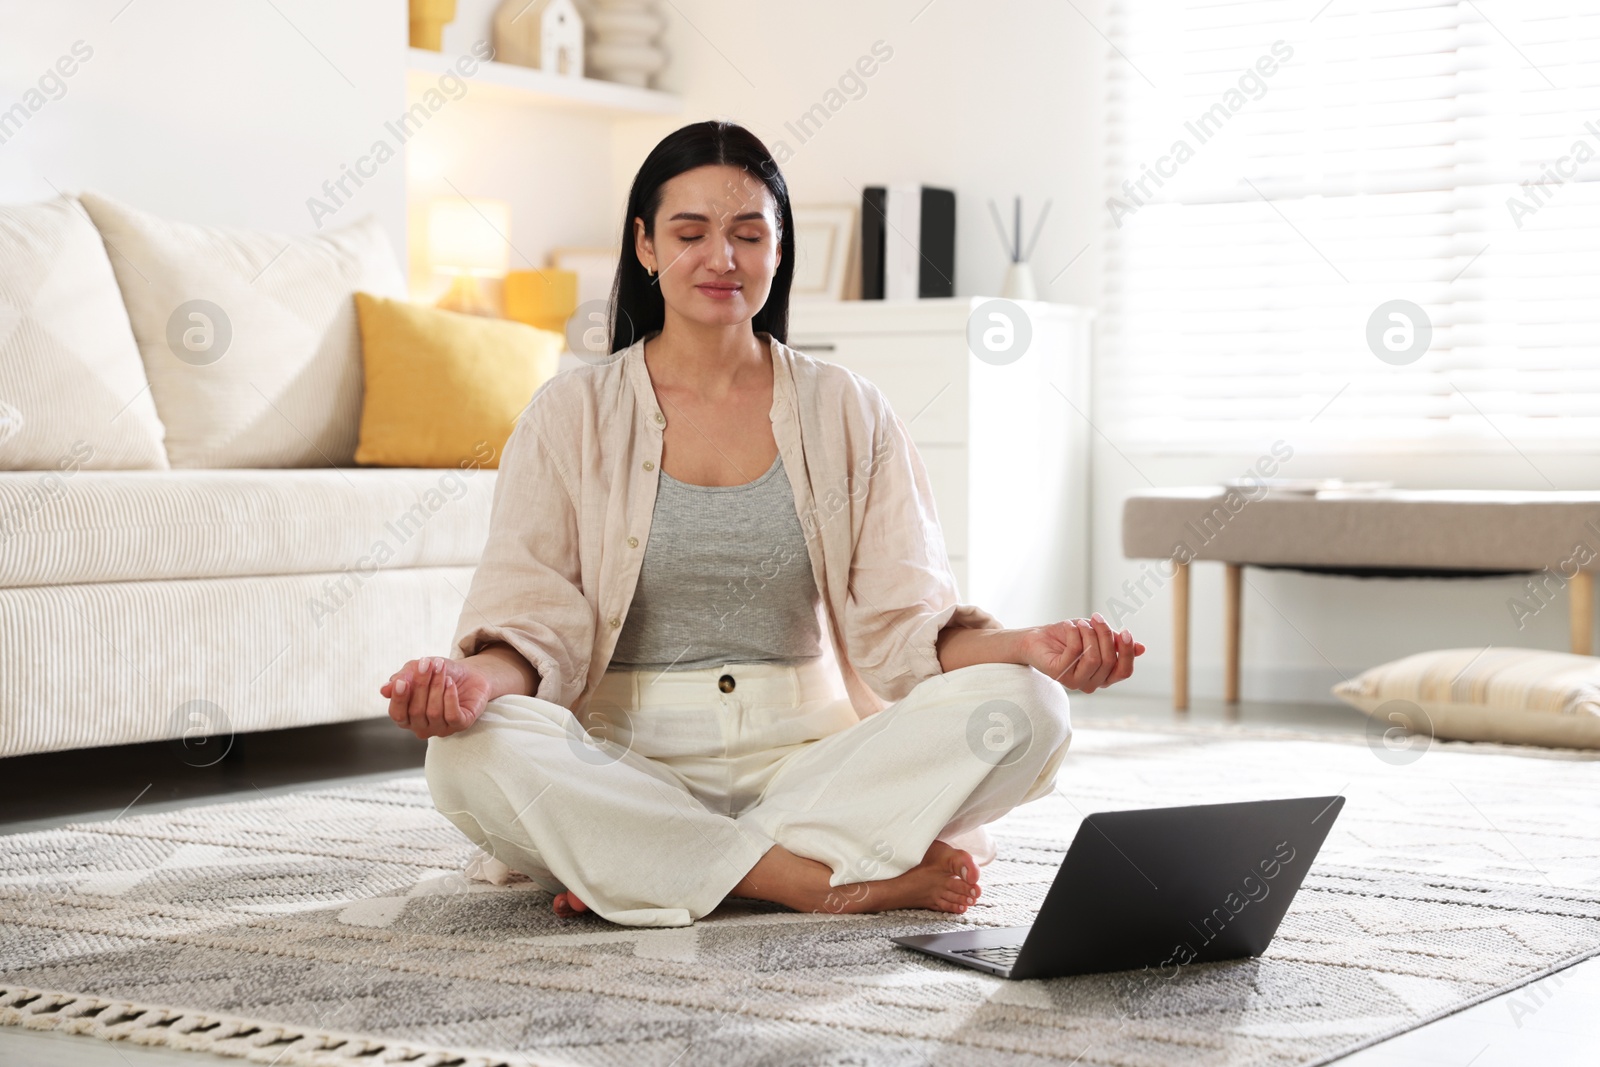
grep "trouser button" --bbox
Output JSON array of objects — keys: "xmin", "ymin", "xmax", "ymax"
[{"xmin": 718, "ymin": 673, "xmax": 736, "ymax": 693}]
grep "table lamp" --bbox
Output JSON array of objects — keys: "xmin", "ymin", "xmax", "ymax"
[{"xmin": 428, "ymin": 197, "xmax": 510, "ymax": 317}]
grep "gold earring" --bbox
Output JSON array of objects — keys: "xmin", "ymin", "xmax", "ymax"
[{"xmin": 646, "ymin": 265, "xmax": 656, "ymax": 278}]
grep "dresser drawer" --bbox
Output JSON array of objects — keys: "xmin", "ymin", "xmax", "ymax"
[{"xmin": 786, "ymin": 333, "xmax": 969, "ymax": 446}]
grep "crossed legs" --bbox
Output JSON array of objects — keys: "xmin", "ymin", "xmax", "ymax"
[{"xmin": 424, "ymin": 661, "xmax": 1072, "ymax": 928}]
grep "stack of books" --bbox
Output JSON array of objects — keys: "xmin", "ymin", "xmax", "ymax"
[{"xmin": 860, "ymin": 185, "xmax": 956, "ymax": 299}]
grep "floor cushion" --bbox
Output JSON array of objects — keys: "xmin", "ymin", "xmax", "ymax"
[{"xmin": 1332, "ymin": 647, "xmax": 1600, "ymax": 749}]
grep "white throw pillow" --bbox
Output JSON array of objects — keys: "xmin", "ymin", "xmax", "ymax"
[
  {"xmin": 79, "ymin": 192, "xmax": 408, "ymax": 468},
  {"xmin": 1332, "ymin": 647, "xmax": 1600, "ymax": 749},
  {"xmin": 0, "ymin": 195, "xmax": 167, "ymax": 470}
]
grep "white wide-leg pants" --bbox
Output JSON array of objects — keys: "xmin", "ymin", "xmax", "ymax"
[{"xmin": 424, "ymin": 658, "xmax": 1072, "ymax": 928}]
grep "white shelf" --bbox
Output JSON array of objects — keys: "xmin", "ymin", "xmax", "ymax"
[{"xmin": 406, "ymin": 48, "xmax": 681, "ymax": 117}]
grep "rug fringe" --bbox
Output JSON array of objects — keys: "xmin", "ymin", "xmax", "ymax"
[{"xmin": 0, "ymin": 984, "xmax": 550, "ymax": 1067}]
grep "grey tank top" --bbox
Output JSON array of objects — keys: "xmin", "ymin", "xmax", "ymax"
[{"xmin": 608, "ymin": 451, "xmax": 824, "ymax": 672}]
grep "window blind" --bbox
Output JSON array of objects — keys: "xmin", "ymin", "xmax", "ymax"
[{"xmin": 1101, "ymin": 0, "xmax": 1600, "ymax": 452}]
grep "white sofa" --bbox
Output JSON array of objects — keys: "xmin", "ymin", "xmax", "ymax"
[
  {"xmin": 0, "ymin": 193, "xmax": 504, "ymax": 758},
  {"xmin": 0, "ymin": 466, "xmax": 497, "ymax": 757}
]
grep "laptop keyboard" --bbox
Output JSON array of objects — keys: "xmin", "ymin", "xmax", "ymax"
[{"xmin": 951, "ymin": 943, "xmax": 1022, "ymax": 967}]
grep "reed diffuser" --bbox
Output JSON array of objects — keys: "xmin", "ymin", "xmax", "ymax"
[{"xmin": 988, "ymin": 195, "xmax": 1050, "ymax": 300}]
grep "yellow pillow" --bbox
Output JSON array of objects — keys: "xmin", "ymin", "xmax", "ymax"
[{"xmin": 353, "ymin": 292, "xmax": 562, "ymax": 468}]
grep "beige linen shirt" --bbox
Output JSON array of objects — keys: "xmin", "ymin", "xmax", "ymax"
[{"xmin": 451, "ymin": 331, "xmax": 1006, "ymax": 721}]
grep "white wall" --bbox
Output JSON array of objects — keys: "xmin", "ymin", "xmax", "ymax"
[
  {"xmin": 1, "ymin": 0, "xmax": 1112, "ymax": 312},
  {"xmin": 0, "ymin": 0, "xmax": 407, "ymax": 254},
  {"xmin": 607, "ymin": 0, "xmax": 1107, "ymax": 310}
]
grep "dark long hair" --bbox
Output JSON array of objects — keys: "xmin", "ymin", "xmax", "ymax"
[{"xmin": 608, "ymin": 121, "xmax": 795, "ymax": 354}]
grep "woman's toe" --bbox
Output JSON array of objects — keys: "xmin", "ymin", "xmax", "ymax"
[
  {"xmin": 937, "ymin": 883, "xmax": 974, "ymax": 911},
  {"xmin": 942, "ymin": 847, "xmax": 979, "ymax": 884},
  {"xmin": 553, "ymin": 890, "xmax": 589, "ymax": 917}
]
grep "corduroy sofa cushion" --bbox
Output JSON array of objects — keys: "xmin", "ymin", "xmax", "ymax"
[{"xmin": 0, "ymin": 466, "xmax": 496, "ymax": 588}]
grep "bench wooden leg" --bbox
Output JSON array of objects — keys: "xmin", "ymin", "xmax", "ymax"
[
  {"xmin": 1172, "ymin": 559, "xmax": 1190, "ymax": 711},
  {"xmin": 1224, "ymin": 563, "xmax": 1242, "ymax": 703},
  {"xmin": 1573, "ymin": 569, "xmax": 1595, "ymax": 656}
]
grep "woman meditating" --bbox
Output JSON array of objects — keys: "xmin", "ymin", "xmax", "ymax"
[{"xmin": 379, "ymin": 120, "xmax": 1145, "ymax": 929}]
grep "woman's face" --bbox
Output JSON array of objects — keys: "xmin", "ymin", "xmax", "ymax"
[{"xmin": 635, "ymin": 164, "xmax": 782, "ymax": 329}]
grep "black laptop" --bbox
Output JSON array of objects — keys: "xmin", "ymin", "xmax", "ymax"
[{"xmin": 892, "ymin": 795, "xmax": 1344, "ymax": 980}]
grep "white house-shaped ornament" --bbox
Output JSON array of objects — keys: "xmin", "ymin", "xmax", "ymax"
[{"xmin": 494, "ymin": 0, "xmax": 585, "ymax": 77}]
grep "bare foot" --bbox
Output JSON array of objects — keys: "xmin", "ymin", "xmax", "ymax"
[
  {"xmin": 552, "ymin": 890, "xmax": 589, "ymax": 917},
  {"xmin": 729, "ymin": 840, "xmax": 983, "ymax": 916},
  {"xmin": 924, "ymin": 839, "xmax": 982, "ymax": 888}
]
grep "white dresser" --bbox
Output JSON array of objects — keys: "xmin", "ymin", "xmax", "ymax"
[{"xmin": 787, "ymin": 298, "xmax": 1094, "ymax": 629}]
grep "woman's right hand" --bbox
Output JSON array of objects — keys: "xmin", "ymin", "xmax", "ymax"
[{"xmin": 379, "ymin": 657, "xmax": 492, "ymax": 739}]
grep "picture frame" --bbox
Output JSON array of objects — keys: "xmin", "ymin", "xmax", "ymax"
[{"xmin": 790, "ymin": 204, "xmax": 857, "ymax": 301}]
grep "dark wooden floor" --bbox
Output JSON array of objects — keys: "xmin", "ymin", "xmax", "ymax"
[{"xmin": 0, "ymin": 717, "xmax": 425, "ymax": 829}]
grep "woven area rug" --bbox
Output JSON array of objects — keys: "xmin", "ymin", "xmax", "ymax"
[{"xmin": 2, "ymin": 725, "xmax": 1597, "ymax": 1067}]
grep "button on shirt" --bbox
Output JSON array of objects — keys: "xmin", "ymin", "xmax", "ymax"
[{"xmin": 450, "ymin": 330, "xmax": 1005, "ymax": 722}]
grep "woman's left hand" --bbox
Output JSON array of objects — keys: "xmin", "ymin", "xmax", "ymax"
[{"xmin": 1020, "ymin": 613, "xmax": 1145, "ymax": 693}]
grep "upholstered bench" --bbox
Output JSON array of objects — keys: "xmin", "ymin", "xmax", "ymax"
[{"xmin": 1122, "ymin": 488, "xmax": 1600, "ymax": 709}]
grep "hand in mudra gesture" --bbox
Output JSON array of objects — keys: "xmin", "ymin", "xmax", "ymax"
[
  {"xmin": 379, "ymin": 657, "xmax": 493, "ymax": 739},
  {"xmin": 1020, "ymin": 612, "xmax": 1145, "ymax": 693}
]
